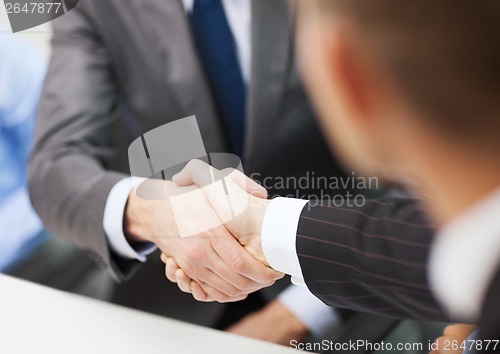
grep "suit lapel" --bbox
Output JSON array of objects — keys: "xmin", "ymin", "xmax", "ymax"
[
  {"xmin": 129, "ymin": 0, "xmax": 227, "ymax": 152},
  {"xmin": 245, "ymin": 0, "xmax": 293, "ymax": 161}
]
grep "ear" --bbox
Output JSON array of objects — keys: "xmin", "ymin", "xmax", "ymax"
[
  {"xmin": 323, "ymin": 27, "xmax": 379, "ymax": 129},
  {"xmin": 314, "ymin": 25, "xmax": 404, "ymax": 177}
]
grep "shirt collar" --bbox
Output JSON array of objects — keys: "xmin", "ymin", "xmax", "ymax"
[
  {"xmin": 430, "ymin": 188, "xmax": 500, "ymax": 322},
  {"xmin": 181, "ymin": 0, "xmax": 194, "ymax": 13}
]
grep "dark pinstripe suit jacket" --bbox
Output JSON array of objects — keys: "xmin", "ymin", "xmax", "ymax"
[
  {"xmin": 296, "ymin": 196, "xmax": 446, "ymax": 321},
  {"xmin": 297, "ymin": 197, "xmax": 500, "ymax": 347}
]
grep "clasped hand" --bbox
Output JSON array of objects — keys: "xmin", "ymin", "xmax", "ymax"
[{"xmin": 125, "ymin": 159, "xmax": 282, "ymax": 303}]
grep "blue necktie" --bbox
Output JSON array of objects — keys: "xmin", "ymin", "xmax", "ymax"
[{"xmin": 190, "ymin": 0, "xmax": 246, "ymax": 157}]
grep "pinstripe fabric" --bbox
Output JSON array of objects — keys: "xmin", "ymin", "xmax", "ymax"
[{"xmin": 296, "ymin": 195, "xmax": 447, "ymax": 321}]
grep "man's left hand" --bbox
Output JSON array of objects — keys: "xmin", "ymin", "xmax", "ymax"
[{"xmin": 226, "ymin": 300, "xmax": 309, "ymax": 346}]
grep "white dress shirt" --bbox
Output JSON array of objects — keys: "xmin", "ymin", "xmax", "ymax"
[
  {"xmin": 261, "ymin": 190, "xmax": 500, "ymax": 325},
  {"xmin": 430, "ymin": 188, "xmax": 500, "ymax": 322},
  {"xmin": 103, "ymin": 0, "xmax": 338, "ymax": 336},
  {"xmin": 262, "ymin": 197, "xmax": 308, "ymax": 285}
]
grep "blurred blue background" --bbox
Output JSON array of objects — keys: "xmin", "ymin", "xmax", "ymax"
[{"xmin": 0, "ymin": 19, "xmax": 51, "ymax": 271}]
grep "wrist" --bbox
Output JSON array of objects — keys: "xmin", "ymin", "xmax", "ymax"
[
  {"xmin": 124, "ymin": 192, "xmax": 153, "ymax": 244},
  {"xmin": 240, "ymin": 196, "xmax": 271, "ymax": 266}
]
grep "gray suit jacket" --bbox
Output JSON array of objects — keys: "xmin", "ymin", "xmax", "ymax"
[{"xmin": 28, "ymin": 0, "xmax": 342, "ymax": 324}]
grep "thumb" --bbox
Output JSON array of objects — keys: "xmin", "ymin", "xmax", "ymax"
[{"xmin": 173, "ymin": 159, "xmax": 268, "ymax": 199}]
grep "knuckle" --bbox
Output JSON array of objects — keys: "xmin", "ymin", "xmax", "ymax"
[
  {"xmin": 216, "ymin": 295, "xmax": 231, "ymax": 303},
  {"xmin": 181, "ymin": 262, "xmax": 194, "ymax": 276},
  {"xmin": 186, "ymin": 159, "xmax": 198, "ymax": 169},
  {"xmin": 187, "ymin": 158, "xmax": 204, "ymax": 173},
  {"xmin": 186, "ymin": 244, "xmax": 205, "ymax": 262},
  {"xmin": 165, "ymin": 269, "xmax": 176, "ymax": 283},
  {"xmin": 234, "ymin": 277, "xmax": 253, "ymax": 291},
  {"xmin": 175, "ymin": 269, "xmax": 188, "ymax": 283},
  {"xmin": 229, "ymin": 254, "xmax": 245, "ymax": 274},
  {"xmin": 206, "ymin": 288, "xmax": 228, "ymax": 303},
  {"xmin": 194, "ymin": 292, "xmax": 207, "ymax": 302},
  {"xmin": 265, "ymin": 272, "xmax": 278, "ymax": 283},
  {"xmin": 225, "ymin": 286, "xmax": 242, "ymax": 298}
]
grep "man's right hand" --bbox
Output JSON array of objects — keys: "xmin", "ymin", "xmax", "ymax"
[
  {"xmin": 172, "ymin": 160, "xmax": 273, "ymax": 266},
  {"xmin": 124, "ymin": 178, "xmax": 283, "ymax": 303}
]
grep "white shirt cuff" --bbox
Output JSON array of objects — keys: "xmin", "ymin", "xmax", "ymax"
[
  {"xmin": 261, "ymin": 197, "xmax": 309, "ymax": 285},
  {"xmin": 103, "ymin": 177, "xmax": 156, "ymax": 261},
  {"xmin": 278, "ymin": 285, "xmax": 341, "ymax": 337}
]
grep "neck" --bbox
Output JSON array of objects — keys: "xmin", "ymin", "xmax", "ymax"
[{"xmin": 407, "ymin": 138, "xmax": 500, "ymax": 227}]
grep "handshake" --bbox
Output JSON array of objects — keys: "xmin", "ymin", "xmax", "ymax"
[{"xmin": 124, "ymin": 159, "xmax": 285, "ymax": 303}]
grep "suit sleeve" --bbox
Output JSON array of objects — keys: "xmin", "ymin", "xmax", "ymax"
[
  {"xmin": 296, "ymin": 195, "xmax": 448, "ymax": 321},
  {"xmin": 27, "ymin": 3, "xmax": 137, "ymax": 281}
]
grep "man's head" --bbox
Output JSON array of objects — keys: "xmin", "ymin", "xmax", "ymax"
[{"xmin": 296, "ymin": 1, "xmax": 500, "ymax": 192}]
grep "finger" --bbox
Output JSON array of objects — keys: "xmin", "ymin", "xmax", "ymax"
[
  {"xmin": 193, "ymin": 264, "xmax": 251, "ymax": 298},
  {"xmin": 173, "ymin": 159, "xmax": 267, "ymax": 199},
  {"xmin": 210, "ymin": 230, "xmax": 284, "ymax": 285},
  {"xmin": 443, "ymin": 323, "xmax": 477, "ymax": 338},
  {"xmin": 173, "ymin": 159, "xmax": 251, "ymax": 225},
  {"xmin": 190, "ymin": 227, "xmax": 280, "ymax": 293},
  {"xmin": 171, "ymin": 240, "xmax": 234, "ymax": 295},
  {"xmin": 221, "ymin": 167, "xmax": 267, "ymax": 199},
  {"xmin": 164, "ymin": 257, "xmax": 180, "ymax": 282},
  {"xmin": 173, "ymin": 159, "xmax": 216, "ymax": 188},
  {"xmin": 164, "ymin": 263, "xmax": 178, "ymax": 283},
  {"xmin": 175, "ymin": 270, "xmax": 217, "ymax": 303},
  {"xmin": 190, "ymin": 281, "xmax": 215, "ymax": 302},
  {"xmin": 166, "ymin": 256, "xmax": 180, "ymax": 271},
  {"xmin": 197, "ymin": 281, "xmax": 248, "ymax": 303},
  {"xmin": 176, "ymin": 269, "xmax": 192, "ymax": 293},
  {"xmin": 176, "ymin": 268, "xmax": 194, "ymax": 287},
  {"xmin": 160, "ymin": 253, "xmax": 168, "ymax": 264},
  {"xmin": 176, "ymin": 233, "xmax": 261, "ymax": 296}
]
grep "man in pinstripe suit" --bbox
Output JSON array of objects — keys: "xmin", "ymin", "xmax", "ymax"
[{"xmin": 168, "ymin": 0, "xmax": 500, "ymax": 350}]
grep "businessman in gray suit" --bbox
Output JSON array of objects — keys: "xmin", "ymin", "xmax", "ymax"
[
  {"xmin": 29, "ymin": 0, "xmax": 350, "ymax": 344},
  {"xmin": 28, "ymin": 0, "xmax": 435, "ymax": 344}
]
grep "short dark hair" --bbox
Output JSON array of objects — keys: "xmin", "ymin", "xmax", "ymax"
[{"xmin": 315, "ymin": 0, "xmax": 500, "ymax": 144}]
